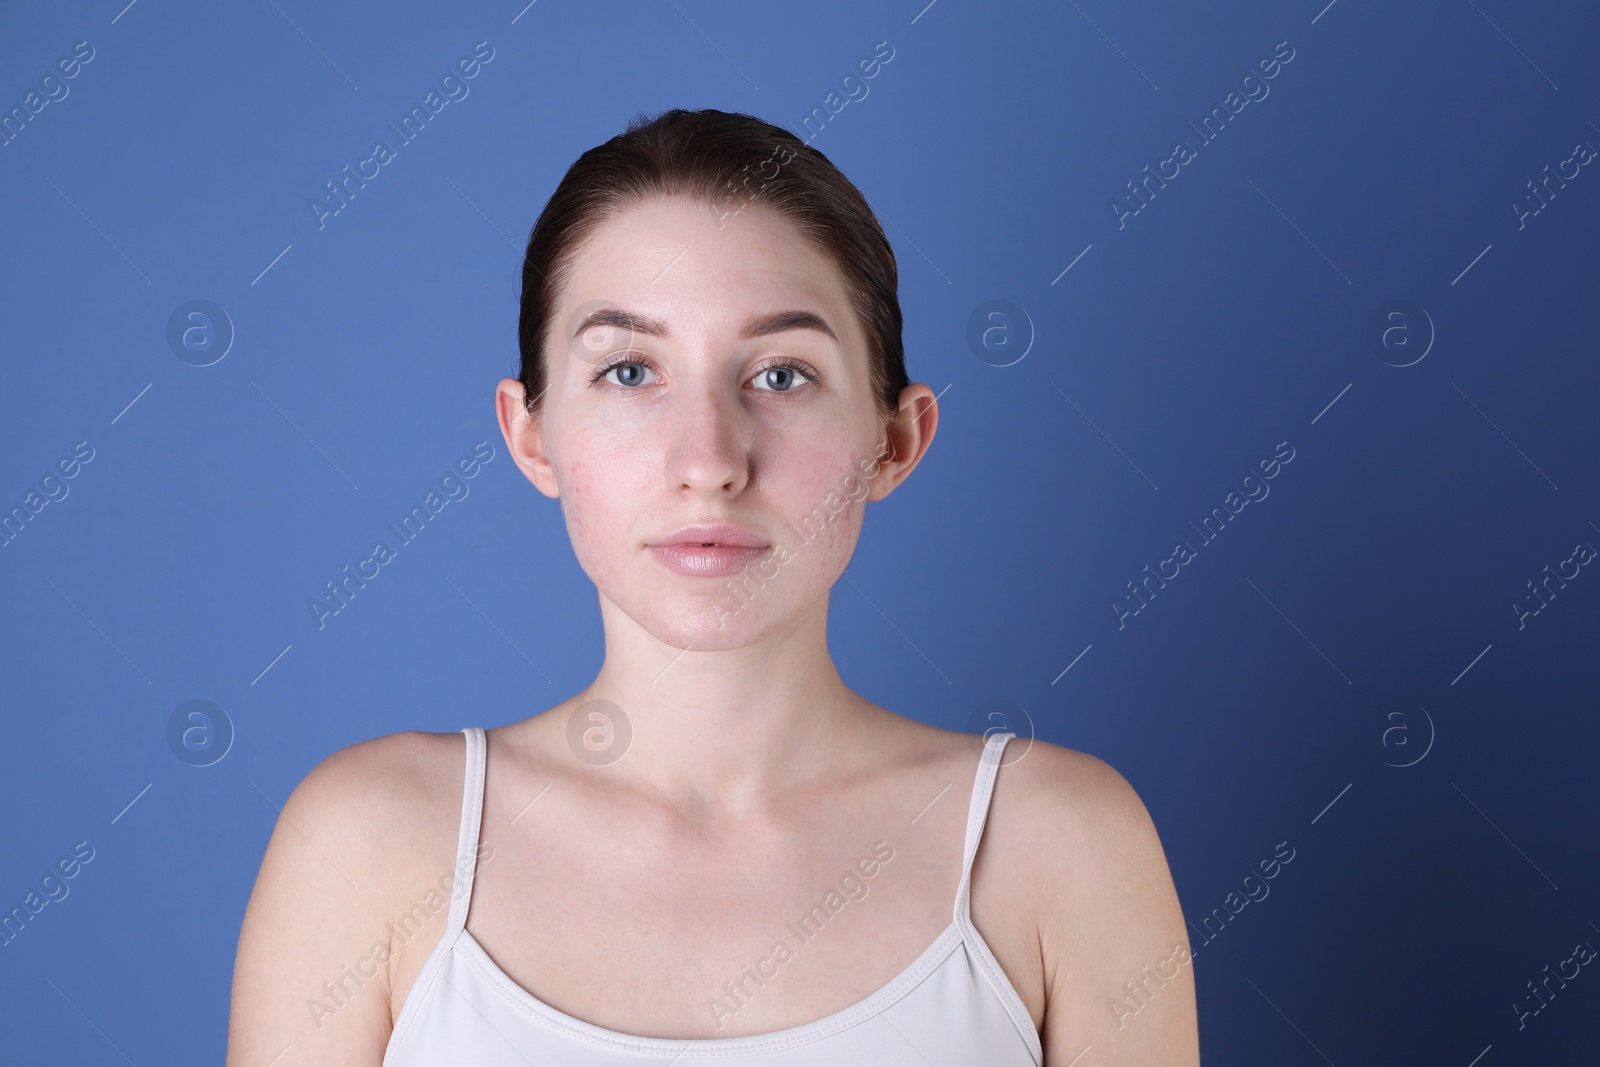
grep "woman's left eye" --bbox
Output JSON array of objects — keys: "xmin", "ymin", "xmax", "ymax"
[
  {"xmin": 596, "ymin": 360, "xmax": 659, "ymax": 387},
  {"xmin": 750, "ymin": 364, "xmax": 815, "ymax": 392}
]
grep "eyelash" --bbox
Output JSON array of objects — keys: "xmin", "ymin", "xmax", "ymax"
[{"xmin": 587, "ymin": 355, "xmax": 821, "ymax": 392}]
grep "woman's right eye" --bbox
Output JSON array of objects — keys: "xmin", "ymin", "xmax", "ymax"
[{"xmin": 595, "ymin": 359, "xmax": 659, "ymax": 388}]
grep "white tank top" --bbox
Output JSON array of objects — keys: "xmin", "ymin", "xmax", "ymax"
[{"xmin": 382, "ymin": 727, "xmax": 1043, "ymax": 1065}]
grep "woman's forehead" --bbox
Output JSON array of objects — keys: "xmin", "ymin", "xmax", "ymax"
[{"xmin": 564, "ymin": 198, "xmax": 844, "ymax": 305}]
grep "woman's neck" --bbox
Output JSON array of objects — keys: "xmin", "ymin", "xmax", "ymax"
[{"xmin": 566, "ymin": 591, "xmax": 877, "ymax": 811}]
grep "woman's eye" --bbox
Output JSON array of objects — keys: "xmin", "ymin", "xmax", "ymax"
[
  {"xmin": 600, "ymin": 360, "xmax": 658, "ymax": 388},
  {"xmin": 751, "ymin": 365, "xmax": 814, "ymax": 392}
]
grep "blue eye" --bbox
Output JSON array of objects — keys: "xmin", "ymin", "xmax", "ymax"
[
  {"xmin": 588, "ymin": 357, "xmax": 817, "ymax": 392},
  {"xmin": 751, "ymin": 362, "xmax": 815, "ymax": 392},
  {"xmin": 592, "ymin": 358, "xmax": 658, "ymax": 387}
]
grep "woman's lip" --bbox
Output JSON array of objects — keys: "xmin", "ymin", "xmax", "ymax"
[
  {"xmin": 652, "ymin": 523, "xmax": 768, "ymax": 549},
  {"xmin": 648, "ymin": 544, "xmax": 770, "ymax": 577}
]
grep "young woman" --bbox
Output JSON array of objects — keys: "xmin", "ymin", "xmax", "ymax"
[{"xmin": 227, "ymin": 108, "xmax": 1198, "ymax": 1066}]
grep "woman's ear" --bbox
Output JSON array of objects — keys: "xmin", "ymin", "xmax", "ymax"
[
  {"xmin": 495, "ymin": 378, "xmax": 560, "ymax": 498},
  {"xmin": 867, "ymin": 383, "xmax": 939, "ymax": 502}
]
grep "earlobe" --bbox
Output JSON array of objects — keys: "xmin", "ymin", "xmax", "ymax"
[{"xmin": 495, "ymin": 378, "xmax": 560, "ymax": 498}]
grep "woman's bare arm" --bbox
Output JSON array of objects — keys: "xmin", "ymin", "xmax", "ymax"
[
  {"xmin": 1031, "ymin": 749, "xmax": 1200, "ymax": 1065},
  {"xmin": 226, "ymin": 733, "xmax": 454, "ymax": 1067}
]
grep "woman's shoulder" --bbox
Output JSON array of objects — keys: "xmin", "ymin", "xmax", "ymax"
[
  {"xmin": 229, "ymin": 729, "xmax": 476, "ymax": 1061},
  {"xmin": 887, "ymin": 716, "xmax": 1149, "ymax": 822},
  {"xmin": 994, "ymin": 735, "xmax": 1156, "ymax": 834},
  {"xmin": 877, "ymin": 716, "xmax": 1168, "ymax": 893},
  {"xmin": 269, "ymin": 729, "xmax": 471, "ymax": 907},
  {"xmin": 284, "ymin": 727, "xmax": 463, "ymax": 811},
  {"xmin": 976, "ymin": 734, "xmax": 1193, "ymax": 1049},
  {"xmin": 973, "ymin": 733, "xmax": 1174, "ymax": 906},
  {"xmin": 294, "ymin": 727, "xmax": 466, "ymax": 795},
  {"xmin": 282, "ymin": 728, "xmax": 467, "ymax": 845}
]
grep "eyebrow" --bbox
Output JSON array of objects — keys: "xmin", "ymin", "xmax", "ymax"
[{"xmin": 572, "ymin": 308, "xmax": 838, "ymax": 344}]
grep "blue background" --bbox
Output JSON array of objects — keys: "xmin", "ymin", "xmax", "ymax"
[{"xmin": 2, "ymin": 0, "xmax": 1597, "ymax": 1062}]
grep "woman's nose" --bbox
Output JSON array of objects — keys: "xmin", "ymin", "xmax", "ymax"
[{"xmin": 662, "ymin": 385, "xmax": 749, "ymax": 495}]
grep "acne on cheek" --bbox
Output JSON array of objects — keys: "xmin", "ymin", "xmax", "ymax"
[
  {"xmin": 789, "ymin": 458, "xmax": 869, "ymax": 541},
  {"xmin": 560, "ymin": 459, "xmax": 585, "ymax": 495},
  {"xmin": 562, "ymin": 498, "xmax": 626, "ymax": 593}
]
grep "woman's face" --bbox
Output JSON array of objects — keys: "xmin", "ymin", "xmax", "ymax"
[{"xmin": 505, "ymin": 194, "xmax": 921, "ymax": 651}]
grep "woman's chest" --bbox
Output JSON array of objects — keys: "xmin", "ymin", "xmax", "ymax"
[{"xmin": 455, "ymin": 816, "xmax": 963, "ymax": 1038}]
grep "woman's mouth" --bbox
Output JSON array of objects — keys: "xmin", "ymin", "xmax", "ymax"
[
  {"xmin": 647, "ymin": 543, "xmax": 770, "ymax": 577},
  {"xmin": 647, "ymin": 524, "xmax": 771, "ymax": 577}
]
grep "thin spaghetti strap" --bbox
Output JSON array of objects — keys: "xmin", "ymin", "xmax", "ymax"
[
  {"xmin": 952, "ymin": 731, "xmax": 1014, "ymax": 926},
  {"xmin": 951, "ymin": 730, "xmax": 1044, "ymax": 1067},
  {"xmin": 444, "ymin": 726, "xmax": 487, "ymax": 938}
]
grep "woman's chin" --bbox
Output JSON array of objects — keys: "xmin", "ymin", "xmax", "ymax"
[{"xmin": 618, "ymin": 589, "xmax": 792, "ymax": 652}]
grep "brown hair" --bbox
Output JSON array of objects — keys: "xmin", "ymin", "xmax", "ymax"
[{"xmin": 515, "ymin": 107, "xmax": 908, "ymax": 425}]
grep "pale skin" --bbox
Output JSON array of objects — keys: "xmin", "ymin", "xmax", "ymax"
[{"xmin": 226, "ymin": 194, "xmax": 1199, "ymax": 1065}]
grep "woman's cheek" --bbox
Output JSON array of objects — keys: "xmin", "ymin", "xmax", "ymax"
[
  {"xmin": 781, "ymin": 451, "xmax": 868, "ymax": 559},
  {"xmin": 555, "ymin": 457, "xmax": 620, "ymax": 583}
]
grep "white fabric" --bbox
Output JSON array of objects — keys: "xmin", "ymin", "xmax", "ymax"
[{"xmin": 382, "ymin": 727, "xmax": 1042, "ymax": 1065}]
